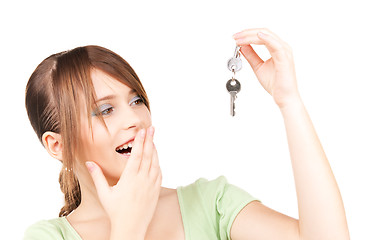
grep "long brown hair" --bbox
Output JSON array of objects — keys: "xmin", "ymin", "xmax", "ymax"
[{"xmin": 25, "ymin": 45, "xmax": 150, "ymax": 217}]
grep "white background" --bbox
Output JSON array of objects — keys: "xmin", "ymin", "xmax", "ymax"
[{"xmin": 1, "ymin": 0, "xmax": 377, "ymax": 239}]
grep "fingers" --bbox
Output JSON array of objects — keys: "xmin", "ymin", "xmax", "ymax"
[
  {"xmin": 123, "ymin": 126, "xmax": 157, "ymax": 177},
  {"xmin": 239, "ymin": 45, "xmax": 264, "ymax": 73},
  {"xmin": 150, "ymin": 142, "xmax": 160, "ymax": 171},
  {"xmin": 233, "ymin": 28, "xmax": 291, "ymax": 64},
  {"xmin": 86, "ymin": 161, "xmax": 110, "ymax": 197},
  {"xmin": 151, "ymin": 144, "xmax": 162, "ymax": 189},
  {"xmin": 124, "ymin": 128, "xmax": 146, "ymax": 174},
  {"xmin": 256, "ymin": 32, "xmax": 289, "ymax": 64},
  {"xmin": 139, "ymin": 126, "xmax": 155, "ymax": 174},
  {"xmin": 150, "ymin": 142, "xmax": 161, "ymax": 180},
  {"xmin": 233, "ymin": 29, "xmax": 265, "ymax": 45}
]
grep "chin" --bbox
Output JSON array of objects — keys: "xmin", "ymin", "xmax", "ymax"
[{"xmin": 101, "ymin": 162, "xmax": 126, "ymax": 186}]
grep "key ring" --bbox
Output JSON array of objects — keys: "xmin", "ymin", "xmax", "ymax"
[
  {"xmin": 229, "ymin": 46, "xmax": 240, "ymax": 84},
  {"xmin": 226, "ymin": 44, "xmax": 242, "ymax": 117},
  {"xmin": 231, "ymin": 68, "xmax": 236, "ymax": 81},
  {"xmin": 234, "ymin": 45, "xmax": 241, "ymax": 58}
]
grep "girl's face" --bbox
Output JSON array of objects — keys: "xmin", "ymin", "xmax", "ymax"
[{"xmin": 78, "ymin": 68, "xmax": 152, "ymax": 185}]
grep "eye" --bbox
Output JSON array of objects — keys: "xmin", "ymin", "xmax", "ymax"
[
  {"xmin": 92, "ymin": 103, "xmax": 114, "ymax": 117},
  {"xmin": 101, "ymin": 106, "xmax": 114, "ymax": 115},
  {"xmin": 130, "ymin": 95, "xmax": 145, "ymax": 106}
]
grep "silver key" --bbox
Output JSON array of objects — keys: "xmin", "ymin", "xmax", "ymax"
[
  {"xmin": 226, "ymin": 78, "xmax": 241, "ymax": 116},
  {"xmin": 227, "ymin": 46, "xmax": 242, "ymax": 72}
]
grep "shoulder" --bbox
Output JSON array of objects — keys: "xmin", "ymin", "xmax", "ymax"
[
  {"xmin": 177, "ymin": 175, "xmax": 260, "ymax": 239},
  {"xmin": 23, "ymin": 217, "xmax": 81, "ymax": 240},
  {"xmin": 179, "ymin": 175, "xmax": 228, "ymax": 193},
  {"xmin": 178, "ymin": 175, "xmax": 260, "ymax": 218},
  {"xmin": 180, "ymin": 175, "xmax": 257, "ymax": 201},
  {"xmin": 23, "ymin": 218, "xmax": 65, "ymax": 240},
  {"xmin": 193, "ymin": 175, "xmax": 260, "ymax": 212}
]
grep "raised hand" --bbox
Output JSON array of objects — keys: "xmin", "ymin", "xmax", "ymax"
[
  {"xmin": 85, "ymin": 126, "xmax": 162, "ymax": 238},
  {"xmin": 233, "ymin": 28, "xmax": 301, "ymax": 108}
]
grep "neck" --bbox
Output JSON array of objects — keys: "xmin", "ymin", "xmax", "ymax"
[
  {"xmin": 67, "ymin": 165, "xmax": 109, "ymax": 222},
  {"xmin": 66, "ymin": 164, "xmax": 169, "ymax": 223}
]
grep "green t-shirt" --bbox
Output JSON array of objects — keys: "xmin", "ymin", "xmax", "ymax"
[{"xmin": 24, "ymin": 175, "xmax": 260, "ymax": 240}]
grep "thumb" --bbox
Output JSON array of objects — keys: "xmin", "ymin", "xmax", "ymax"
[
  {"xmin": 240, "ymin": 45, "xmax": 264, "ymax": 73},
  {"xmin": 85, "ymin": 161, "xmax": 110, "ymax": 197}
]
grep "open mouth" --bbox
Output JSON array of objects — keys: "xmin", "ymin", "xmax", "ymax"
[{"xmin": 115, "ymin": 140, "xmax": 133, "ymax": 156}]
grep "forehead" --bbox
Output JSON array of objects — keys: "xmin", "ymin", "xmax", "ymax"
[{"xmin": 90, "ymin": 68, "xmax": 132, "ymax": 98}]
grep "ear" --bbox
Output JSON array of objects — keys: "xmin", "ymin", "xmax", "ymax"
[{"xmin": 42, "ymin": 131, "xmax": 63, "ymax": 161}]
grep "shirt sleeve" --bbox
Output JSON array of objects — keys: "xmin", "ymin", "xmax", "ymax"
[
  {"xmin": 196, "ymin": 175, "xmax": 261, "ymax": 240},
  {"xmin": 23, "ymin": 220, "xmax": 64, "ymax": 240}
]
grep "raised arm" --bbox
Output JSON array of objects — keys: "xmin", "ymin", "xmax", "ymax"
[{"xmin": 229, "ymin": 28, "xmax": 350, "ymax": 240}]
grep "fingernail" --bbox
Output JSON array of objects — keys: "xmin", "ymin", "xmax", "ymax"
[
  {"xmin": 139, "ymin": 129, "xmax": 146, "ymax": 138},
  {"xmin": 233, "ymin": 32, "xmax": 242, "ymax": 39},
  {"xmin": 86, "ymin": 162, "xmax": 94, "ymax": 173}
]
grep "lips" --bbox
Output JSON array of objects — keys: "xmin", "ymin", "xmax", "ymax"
[{"xmin": 115, "ymin": 138, "xmax": 134, "ymax": 155}]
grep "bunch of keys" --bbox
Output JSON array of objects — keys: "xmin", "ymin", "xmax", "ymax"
[{"xmin": 226, "ymin": 45, "xmax": 242, "ymax": 116}]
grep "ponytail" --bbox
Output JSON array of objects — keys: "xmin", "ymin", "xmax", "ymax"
[{"xmin": 58, "ymin": 167, "xmax": 81, "ymax": 217}]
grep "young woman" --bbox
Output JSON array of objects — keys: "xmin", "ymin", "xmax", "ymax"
[{"xmin": 24, "ymin": 28, "xmax": 350, "ymax": 240}]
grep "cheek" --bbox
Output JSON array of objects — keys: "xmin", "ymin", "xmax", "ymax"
[
  {"xmin": 140, "ymin": 106, "xmax": 152, "ymax": 125},
  {"xmin": 79, "ymin": 121, "xmax": 113, "ymax": 162}
]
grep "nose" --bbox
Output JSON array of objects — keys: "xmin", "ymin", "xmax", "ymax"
[{"xmin": 119, "ymin": 102, "xmax": 144, "ymax": 131}]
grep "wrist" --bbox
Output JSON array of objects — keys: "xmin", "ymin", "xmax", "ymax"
[
  {"xmin": 277, "ymin": 94, "xmax": 303, "ymax": 111},
  {"xmin": 278, "ymin": 97, "xmax": 306, "ymax": 121}
]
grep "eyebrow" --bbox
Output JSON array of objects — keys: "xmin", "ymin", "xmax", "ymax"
[{"xmin": 95, "ymin": 89, "xmax": 136, "ymax": 103}]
